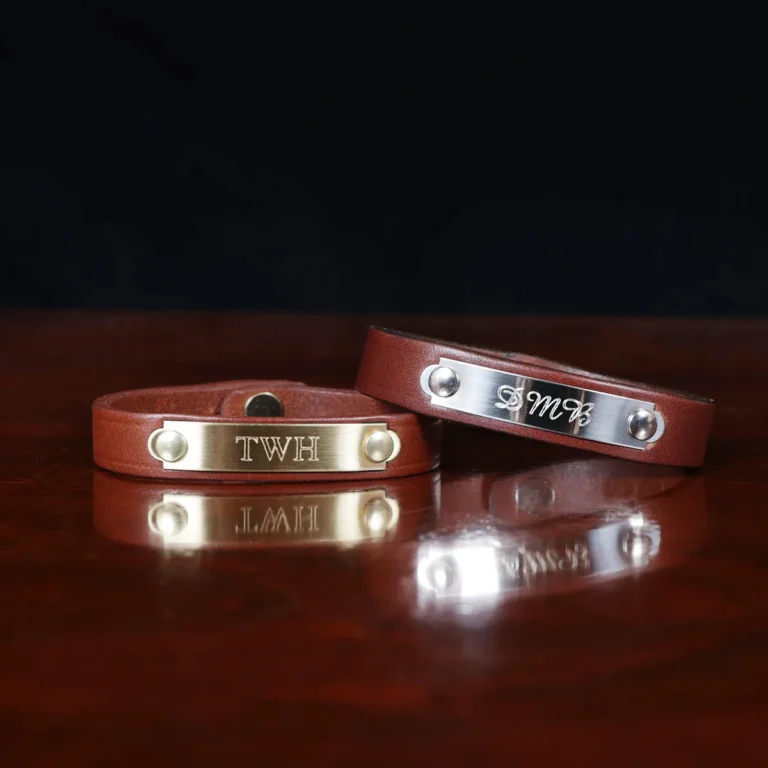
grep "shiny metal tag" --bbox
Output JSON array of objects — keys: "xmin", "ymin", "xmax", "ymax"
[
  {"xmin": 416, "ymin": 514, "xmax": 661, "ymax": 602},
  {"xmin": 147, "ymin": 489, "xmax": 399, "ymax": 547},
  {"xmin": 421, "ymin": 358, "xmax": 665, "ymax": 450},
  {"xmin": 147, "ymin": 422, "xmax": 400, "ymax": 472}
]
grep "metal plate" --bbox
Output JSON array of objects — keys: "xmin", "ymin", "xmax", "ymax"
[
  {"xmin": 416, "ymin": 515, "xmax": 661, "ymax": 601},
  {"xmin": 421, "ymin": 358, "xmax": 664, "ymax": 450},
  {"xmin": 154, "ymin": 422, "xmax": 392, "ymax": 472},
  {"xmin": 147, "ymin": 489, "xmax": 400, "ymax": 547}
]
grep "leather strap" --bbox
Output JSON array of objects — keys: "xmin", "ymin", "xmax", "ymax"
[
  {"xmin": 93, "ymin": 380, "xmax": 442, "ymax": 481},
  {"xmin": 365, "ymin": 460, "xmax": 707, "ymax": 607},
  {"xmin": 93, "ymin": 469, "xmax": 439, "ymax": 548},
  {"xmin": 355, "ymin": 328, "xmax": 714, "ymax": 467}
]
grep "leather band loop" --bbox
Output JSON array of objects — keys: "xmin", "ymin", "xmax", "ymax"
[
  {"xmin": 355, "ymin": 328, "xmax": 714, "ymax": 467},
  {"xmin": 93, "ymin": 380, "xmax": 442, "ymax": 481}
]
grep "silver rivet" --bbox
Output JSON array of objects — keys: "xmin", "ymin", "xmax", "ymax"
[
  {"xmin": 428, "ymin": 366, "xmax": 460, "ymax": 397},
  {"xmin": 148, "ymin": 502, "xmax": 188, "ymax": 537},
  {"xmin": 620, "ymin": 528, "xmax": 655, "ymax": 566},
  {"xmin": 627, "ymin": 409, "xmax": 658, "ymax": 441},
  {"xmin": 148, "ymin": 429, "xmax": 188, "ymax": 462},
  {"xmin": 362, "ymin": 497, "xmax": 393, "ymax": 535},
  {"xmin": 364, "ymin": 430, "xmax": 396, "ymax": 463},
  {"xmin": 425, "ymin": 555, "xmax": 460, "ymax": 593}
]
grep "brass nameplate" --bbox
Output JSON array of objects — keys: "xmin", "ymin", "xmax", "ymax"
[
  {"xmin": 148, "ymin": 489, "xmax": 399, "ymax": 546},
  {"xmin": 158, "ymin": 421, "xmax": 391, "ymax": 472}
]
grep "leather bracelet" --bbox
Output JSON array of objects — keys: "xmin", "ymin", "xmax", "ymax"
[
  {"xmin": 92, "ymin": 380, "xmax": 442, "ymax": 481},
  {"xmin": 363, "ymin": 459, "xmax": 707, "ymax": 610},
  {"xmin": 355, "ymin": 328, "xmax": 714, "ymax": 467},
  {"xmin": 93, "ymin": 469, "xmax": 439, "ymax": 549},
  {"xmin": 438, "ymin": 458, "xmax": 694, "ymax": 530},
  {"xmin": 410, "ymin": 461, "xmax": 707, "ymax": 607}
]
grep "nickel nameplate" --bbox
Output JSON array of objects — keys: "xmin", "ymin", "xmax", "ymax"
[{"xmin": 422, "ymin": 358, "xmax": 665, "ymax": 450}]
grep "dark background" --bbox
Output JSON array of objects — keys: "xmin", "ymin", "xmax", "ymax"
[{"xmin": 2, "ymin": 5, "xmax": 766, "ymax": 313}]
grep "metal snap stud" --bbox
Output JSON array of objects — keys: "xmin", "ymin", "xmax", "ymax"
[{"xmin": 244, "ymin": 392, "xmax": 284, "ymax": 417}]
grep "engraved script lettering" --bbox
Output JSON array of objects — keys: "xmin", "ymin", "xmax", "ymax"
[
  {"xmin": 495, "ymin": 385, "xmax": 525, "ymax": 412},
  {"xmin": 498, "ymin": 542, "xmax": 591, "ymax": 582},
  {"xmin": 235, "ymin": 435, "xmax": 321, "ymax": 463},
  {"xmin": 495, "ymin": 386, "xmax": 593, "ymax": 426}
]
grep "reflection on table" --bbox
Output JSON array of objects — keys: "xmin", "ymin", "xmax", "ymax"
[
  {"xmin": 412, "ymin": 459, "xmax": 706, "ymax": 611},
  {"xmin": 94, "ymin": 458, "xmax": 707, "ymax": 610},
  {"xmin": 93, "ymin": 470, "xmax": 439, "ymax": 548}
]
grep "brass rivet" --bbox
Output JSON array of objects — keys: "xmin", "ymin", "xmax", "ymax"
[
  {"xmin": 362, "ymin": 497, "xmax": 393, "ymax": 535},
  {"xmin": 148, "ymin": 429, "xmax": 188, "ymax": 462},
  {"xmin": 364, "ymin": 430, "xmax": 396, "ymax": 463},
  {"xmin": 627, "ymin": 409, "xmax": 658, "ymax": 441}
]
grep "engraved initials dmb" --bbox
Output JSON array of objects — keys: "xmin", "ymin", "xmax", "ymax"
[
  {"xmin": 497, "ymin": 542, "xmax": 591, "ymax": 583},
  {"xmin": 495, "ymin": 385, "xmax": 594, "ymax": 427},
  {"xmin": 235, "ymin": 435, "xmax": 320, "ymax": 463}
]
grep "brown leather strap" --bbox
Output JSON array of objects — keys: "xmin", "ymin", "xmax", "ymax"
[
  {"xmin": 93, "ymin": 469, "xmax": 439, "ymax": 548},
  {"xmin": 365, "ymin": 460, "xmax": 707, "ymax": 607},
  {"xmin": 93, "ymin": 380, "xmax": 442, "ymax": 481},
  {"xmin": 355, "ymin": 328, "xmax": 714, "ymax": 467}
]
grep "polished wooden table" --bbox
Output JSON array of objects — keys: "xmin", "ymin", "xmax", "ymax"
[{"xmin": 1, "ymin": 313, "xmax": 766, "ymax": 764}]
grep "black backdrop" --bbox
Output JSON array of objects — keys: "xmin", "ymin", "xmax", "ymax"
[{"xmin": 3, "ymin": 5, "xmax": 766, "ymax": 313}]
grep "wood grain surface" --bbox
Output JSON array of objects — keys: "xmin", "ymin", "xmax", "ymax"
[{"xmin": 1, "ymin": 312, "xmax": 766, "ymax": 765}]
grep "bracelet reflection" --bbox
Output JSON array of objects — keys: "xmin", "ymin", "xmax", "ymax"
[
  {"xmin": 412, "ymin": 459, "xmax": 706, "ymax": 610},
  {"xmin": 93, "ymin": 457, "xmax": 706, "ymax": 606},
  {"xmin": 93, "ymin": 470, "xmax": 439, "ymax": 549}
]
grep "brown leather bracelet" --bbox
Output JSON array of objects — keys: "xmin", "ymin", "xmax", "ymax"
[
  {"xmin": 355, "ymin": 328, "xmax": 714, "ymax": 467},
  {"xmin": 404, "ymin": 461, "xmax": 707, "ymax": 608},
  {"xmin": 93, "ymin": 469, "xmax": 439, "ymax": 549},
  {"xmin": 92, "ymin": 380, "xmax": 442, "ymax": 481}
]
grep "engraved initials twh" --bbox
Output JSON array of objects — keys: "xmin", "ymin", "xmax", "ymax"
[{"xmin": 148, "ymin": 422, "xmax": 399, "ymax": 472}]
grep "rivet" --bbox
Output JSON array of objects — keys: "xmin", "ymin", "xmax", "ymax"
[
  {"xmin": 620, "ymin": 526, "xmax": 655, "ymax": 566},
  {"xmin": 627, "ymin": 409, "xmax": 658, "ymax": 441},
  {"xmin": 148, "ymin": 429, "xmax": 188, "ymax": 462},
  {"xmin": 425, "ymin": 555, "xmax": 460, "ymax": 593},
  {"xmin": 362, "ymin": 497, "xmax": 393, "ymax": 535},
  {"xmin": 428, "ymin": 366, "xmax": 460, "ymax": 398},
  {"xmin": 364, "ymin": 430, "xmax": 396, "ymax": 463},
  {"xmin": 148, "ymin": 502, "xmax": 189, "ymax": 537}
]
